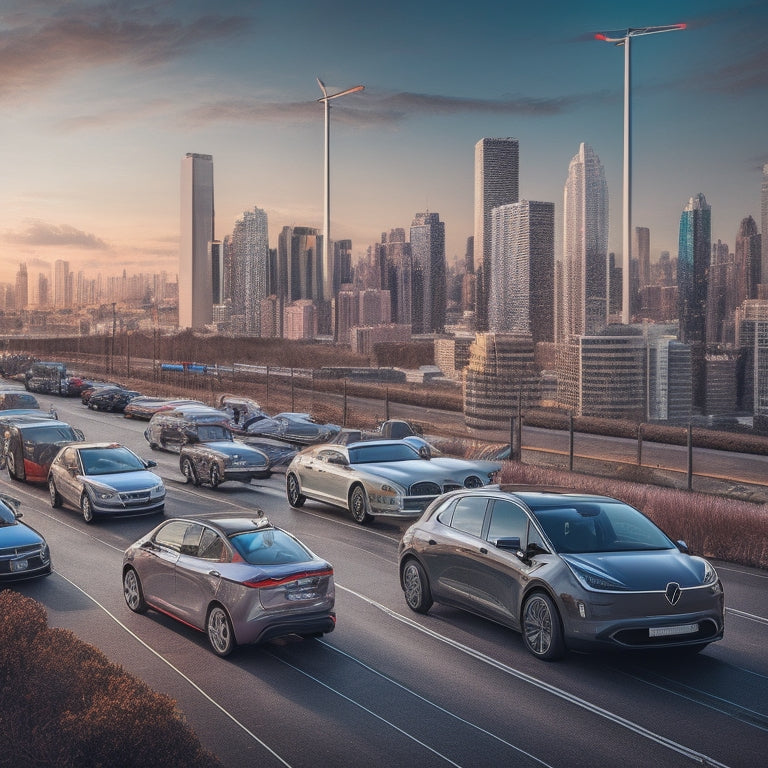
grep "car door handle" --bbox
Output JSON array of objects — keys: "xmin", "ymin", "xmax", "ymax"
[
  {"xmin": 479, "ymin": 547, "xmax": 488, "ymax": 555},
  {"xmin": 208, "ymin": 570, "xmax": 221, "ymax": 577}
]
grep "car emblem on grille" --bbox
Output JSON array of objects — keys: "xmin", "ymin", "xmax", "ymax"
[{"xmin": 665, "ymin": 582, "xmax": 682, "ymax": 605}]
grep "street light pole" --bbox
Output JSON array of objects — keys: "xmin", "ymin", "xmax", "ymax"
[
  {"xmin": 595, "ymin": 24, "xmax": 685, "ymax": 325},
  {"xmin": 316, "ymin": 79, "xmax": 364, "ymax": 305}
]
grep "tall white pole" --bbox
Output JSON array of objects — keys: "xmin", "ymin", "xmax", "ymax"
[
  {"xmin": 622, "ymin": 34, "xmax": 631, "ymax": 325},
  {"xmin": 322, "ymin": 96, "xmax": 331, "ymax": 302}
]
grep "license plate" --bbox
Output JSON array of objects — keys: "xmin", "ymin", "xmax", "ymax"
[
  {"xmin": 649, "ymin": 622, "xmax": 699, "ymax": 638},
  {"xmin": 287, "ymin": 591, "xmax": 319, "ymax": 601},
  {"xmin": 10, "ymin": 559, "xmax": 29, "ymax": 572}
]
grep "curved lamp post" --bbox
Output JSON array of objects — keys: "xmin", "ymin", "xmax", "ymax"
[
  {"xmin": 595, "ymin": 24, "xmax": 685, "ymax": 325},
  {"xmin": 316, "ymin": 79, "xmax": 364, "ymax": 304}
]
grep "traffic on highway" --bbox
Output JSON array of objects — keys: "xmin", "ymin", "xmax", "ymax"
[{"xmin": 2, "ymin": 378, "xmax": 767, "ymax": 768}]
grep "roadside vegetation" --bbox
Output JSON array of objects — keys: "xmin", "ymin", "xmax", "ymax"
[{"xmin": 0, "ymin": 590, "xmax": 222, "ymax": 768}]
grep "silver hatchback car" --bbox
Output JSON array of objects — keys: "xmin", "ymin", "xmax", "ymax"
[
  {"xmin": 398, "ymin": 488, "xmax": 724, "ymax": 660},
  {"xmin": 122, "ymin": 513, "xmax": 336, "ymax": 656}
]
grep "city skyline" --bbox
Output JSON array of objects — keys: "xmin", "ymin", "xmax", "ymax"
[{"xmin": 0, "ymin": 0, "xmax": 766, "ymax": 285}]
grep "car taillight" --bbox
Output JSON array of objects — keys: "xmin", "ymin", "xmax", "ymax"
[{"xmin": 243, "ymin": 567, "xmax": 333, "ymax": 589}]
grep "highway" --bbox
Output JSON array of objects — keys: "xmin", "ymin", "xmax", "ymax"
[{"xmin": 7, "ymin": 396, "xmax": 768, "ymax": 768}]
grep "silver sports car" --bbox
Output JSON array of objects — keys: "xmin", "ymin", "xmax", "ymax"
[
  {"xmin": 122, "ymin": 513, "xmax": 336, "ymax": 656},
  {"xmin": 286, "ymin": 439, "xmax": 502, "ymax": 524},
  {"xmin": 398, "ymin": 487, "xmax": 725, "ymax": 660}
]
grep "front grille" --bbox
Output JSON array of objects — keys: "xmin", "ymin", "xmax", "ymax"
[
  {"xmin": 442, "ymin": 482, "xmax": 462, "ymax": 492},
  {"xmin": 118, "ymin": 491, "xmax": 152, "ymax": 507},
  {"xmin": 0, "ymin": 544, "xmax": 41, "ymax": 558},
  {"xmin": 409, "ymin": 481, "xmax": 441, "ymax": 496},
  {"xmin": 612, "ymin": 619, "xmax": 721, "ymax": 647}
]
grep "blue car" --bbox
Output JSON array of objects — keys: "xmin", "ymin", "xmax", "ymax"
[{"xmin": 0, "ymin": 494, "xmax": 52, "ymax": 582}]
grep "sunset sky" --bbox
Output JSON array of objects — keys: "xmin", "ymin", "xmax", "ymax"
[{"xmin": 1, "ymin": 0, "xmax": 766, "ymax": 286}]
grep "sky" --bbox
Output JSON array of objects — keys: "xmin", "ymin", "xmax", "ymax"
[{"xmin": 1, "ymin": 0, "xmax": 766, "ymax": 286}]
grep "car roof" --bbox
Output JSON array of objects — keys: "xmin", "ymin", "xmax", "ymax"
[
  {"xmin": 10, "ymin": 418, "xmax": 74, "ymax": 430},
  {"xmin": 70, "ymin": 442, "xmax": 130, "ymax": 450},
  {"xmin": 169, "ymin": 514, "xmax": 274, "ymax": 536}
]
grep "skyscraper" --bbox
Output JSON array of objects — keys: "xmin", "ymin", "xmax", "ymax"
[
  {"xmin": 632, "ymin": 226, "xmax": 650, "ymax": 319},
  {"xmin": 762, "ymin": 164, "xmax": 768, "ymax": 287},
  {"xmin": 489, "ymin": 200, "xmax": 554, "ymax": 343},
  {"xmin": 735, "ymin": 215, "xmax": 761, "ymax": 301},
  {"xmin": 474, "ymin": 138, "xmax": 519, "ymax": 330},
  {"xmin": 179, "ymin": 153, "xmax": 214, "ymax": 329},
  {"xmin": 562, "ymin": 143, "xmax": 609, "ymax": 340},
  {"xmin": 15, "ymin": 263, "xmax": 28, "ymax": 310},
  {"xmin": 410, "ymin": 212, "xmax": 446, "ymax": 334},
  {"xmin": 677, "ymin": 192, "xmax": 711, "ymax": 410},
  {"xmin": 230, "ymin": 207, "xmax": 269, "ymax": 335}
]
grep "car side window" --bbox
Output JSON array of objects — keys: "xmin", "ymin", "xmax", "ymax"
[
  {"xmin": 487, "ymin": 500, "xmax": 529, "ymax": 545},
  {"xmin": 199, "ymin": 528, "xmax": 228, "ymax": 561},
  {"xmin": 153, "ymin": 521, "xmax": 191, "ymax": 553},
  {"xmin": 319, "ymin": 449, "xmax": 345, "ymax": 465},
  {"xmin": 450, "ymin": 496, "xmax": 488, "ymax": 538}
]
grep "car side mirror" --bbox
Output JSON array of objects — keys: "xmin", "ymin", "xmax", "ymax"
[
  {"xmin": 676, "ymin": 540, "xmax": 689, "ymax": 554},
  {"xmin": 74, "ymin": 429, "xmax": 85, "ymax": 440},
  {"xmin": 144, "ymin": 459, "xmax": 157, "ymax": 468},
  {"xmin": 495, "ymin": 536, "xmax": 522, "ymax": 552},
  {"xmin": 418, "ymin": 445, "xmax": 431, "ymax": 460}
]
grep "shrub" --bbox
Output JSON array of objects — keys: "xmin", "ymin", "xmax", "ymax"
[{"xmin": 0, "ymin": 591, "xmax": 222, "ymax": 768}]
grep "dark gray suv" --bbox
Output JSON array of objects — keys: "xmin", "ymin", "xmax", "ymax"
[{"xmin": 398, "ymin": 487, "xmax": 724, "ymax": 660}]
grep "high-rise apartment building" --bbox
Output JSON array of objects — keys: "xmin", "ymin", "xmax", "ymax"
[
  {"xmin": 210, "ymin": 240, "xmax": 223, "ymax": 306},
  {"xmin": 489, "ymin": 200, "xmax": 554, "ymax": 343},
  {"xmin": 53, "ymin": 260, "xmax": 73, "ymax": 308},
  {"xmin": 677, "ymin": 192, "xmax": 711, "ymax": 411},
  {"xmin": 474, "ymin": 138, "xmax": 519, "ymax": 331},
  {"xmin": 179, "ymin": 152, "xmax": 214, "ymax": 329},
  {"xmin": 632, "ymin": 226, "xmax": 650, "ymax": 319},
  {"xmin": 410, "ymin": 211, "xmax": 446, "ymax": 334},
  {"xmin": 761, "ymin": 164, "xmax": 768, "ymax": 286},
  {"xmin": 277, "ymin": 226, "xmax": 320, "ymax": 304},
  {"xmin": 735, "ymin": 215, "xmax": 762, "ymax": 302},
  {"xmin": 15, "ymin": 264, "xmax": 28, "ymax": 310},
  {"xmin": 706, "ymin": 239, "xmax": 732, "ymax": 346},
  {"xmin": 229, "ymin": 207, "xmax": 269, "ymax": 335},
  {"xmin": 561, "ymin": 143, "xmax": 609, "ymax": 340},
  {"xmin": 379, "ymin": 228, "xmax": 413, "ymax": 327}
]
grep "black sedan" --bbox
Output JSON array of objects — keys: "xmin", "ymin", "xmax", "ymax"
[
  {"xmin": 88, "ymin": 387, "xmax": 141, "ymax": 412},
  {"xmin": 0, "ymin": 494, "xmax": 52, "ymax": 582},
  {"xmin": 399, "ymin": 487, "xmax": 724, "ymax": 660}
]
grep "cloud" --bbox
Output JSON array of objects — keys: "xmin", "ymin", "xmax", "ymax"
[
  {"xmin": 184, "ymin": 88, "xmax": 596, "ymax": 128},
  {"xmin": 5, "ymin": 220, "xmax": 110, "ymax": 249},
  {"xmin": 0, "ymin": 2, "xmax": 253, "ymax": 102}
]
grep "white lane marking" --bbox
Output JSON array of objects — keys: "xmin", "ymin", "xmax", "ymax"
[
  {"xmin": 267, "ymin": 651, "xmax": 465, "ymax": 768},
  {"xmin": 726, "ymin": 607, "xmax": 768, "ymax": 627},
  {"xmin": 337, "ymin": 585, "xmax": 732, "ymax": 768},
  {"xmin": 54, "ymin": 572, "xmax": 293, "ymax": 768},
  {"xmin": 316, "ymin": 640, "xmax": 554, "ymax": 767}
]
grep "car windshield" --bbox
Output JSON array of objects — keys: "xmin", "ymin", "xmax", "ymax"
[
  {"xmin": 24, "ymin": 425, "xmax": 76, "ymax": 443},
  {"xmin": 230, "ymin": 528, "xmax": 312, "ymax": 565},
  {"xmin": 0, "ymin": 503, "xmax": 17, "ymax": 526},
  {"xmin": 348, "ymin": 443, "xmax": 420, "ymax": 464},
  {"xmin": 198, "ymin": 425, "xmax": 230, "ymax": 441},
  {"xmin": 79, "ymin": 447, "xmax": 145, "ymax": 475},
  {"xmin": 527, "ymin": 499, "xmax": 675, "ymax": 554}
]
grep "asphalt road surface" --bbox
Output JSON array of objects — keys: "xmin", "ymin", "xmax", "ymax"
[{"xmin": 6, "ymin": 397, "xmax": 768, "ymax": 768}]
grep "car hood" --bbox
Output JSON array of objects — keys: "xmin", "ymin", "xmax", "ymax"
[
  {"xmin": 0, "ymin": 523, "xmax": 44, "ymax": 547},
  {"xmin": 351, "ymin": 459, "xmax": 493, "ymax": 489},
  {"xmin": 82, "ymin": 470, "xmax": 162, "ymax": 491},
  {"xmin": 561, "ymin": 550, "xmax": 710, "ymax": 590},
  {"xmin": 198, "ymin": 441, "xmax": 268, "ymax": 462}
]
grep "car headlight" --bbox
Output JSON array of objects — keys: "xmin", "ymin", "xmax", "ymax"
[
  {"xmin": 40, "ymin": 543, "xmax": 50, "ymax": 564},
  {"xmin": 149, "ymin": 483, "xmax": 165, "ymax": 498},
  {"xmin": 696, "ymin": 557, "xmax": 718, "ymax": 586},
  {"xmin": 567, "ymin": 560, "xmax": 630, "ymax": 591},
  {"xmin": 370, "ymin": 484, "xmax": 403, "ymax": 506}
]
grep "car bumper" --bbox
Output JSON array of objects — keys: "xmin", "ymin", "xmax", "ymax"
[
  {"xmin": 90, "ymin": 496, "xmax": 166, "ymax": 515},
  {"xmin": 236, "ymin": 610, "xmax": 336, "ymax": 645},
  {"xmin": 223, "ymin": 467, "xmax": 271, "ymax": 482}
]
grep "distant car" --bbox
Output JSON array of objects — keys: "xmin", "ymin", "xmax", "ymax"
[
  {"xmin": 122, "ymin": 513, "xmax": 336, "ymax": 656},
  {"xmin": 243, "ymin": 411, "xmax": 341, "ymax": 445},
  {"xmin": 179, "ymin": 432, "xmax": 271, "ymax": 489},
  {"xmin": 0, "ymin": 493, "xmax": 52, "ymax": 582},
  {"xmin": 144, "ymin": 405, "xmax": 229, "ymax": 452},
  {"xmin": 1, "ymin": 416, "xmax": 85, "ymax": 483},
  {"xmin": 63, "ymin": 376, "xmax": 113, "ymax": 398},
  {"xmin": 88, "ymin": 387, "xmax": 141, "ymax": 412},
  {"xmin": 398, "ymin": 487, "xmax": 725, "ymax": 660},
  {"xmin": 80, "ymin": 382, "xmax": 123, "ymax": 405},
  {"xmin": 24, "ymin": 362, "xmax": 67, "ymax": 395},
  {"xmin": 123, "ymin": 396, "xmax": 205, "ymax": 420},
  {"xmin": 0, "ymin": 390, "xmax": 40, "ymax": 411},
  {"xmin": 286, "ymin": 439, "xmax": 502, "ymax": 524},
  {"xmin": 47, "ymin": 442, "xmax": 165, "ymax": 523}
]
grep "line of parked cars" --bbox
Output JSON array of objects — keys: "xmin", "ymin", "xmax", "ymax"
[{"xmin": 1, "ymin": 367, "xmax": 727, "ymax": 663}]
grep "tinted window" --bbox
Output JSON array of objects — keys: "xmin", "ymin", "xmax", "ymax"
[
  {"xmin": 450, "ymin": 496, "xmax": 488, "ymax": 538},
  {"xmin": 230, "ymin": 528, "xmax": 312, "ymax": 565},
  {"xmin": 154, "ymin": 520, "xmax": 190, "ymax": 552},
  {"xmin": 487, "ymin": 500, "xmax": 529, "ymax": 544},
  {"xmin": 199, "ymin": 528, "xmax": 228, "ymax": 561},
  {"xmin": 348, "ymin": 443, "xmax": 420, "ymax": 464},
  {"xmin": 79, "ymin": 447, "xmax": 144, "ymax": 474},
  {"xmin": 179, "ymin": 523, "xmax": 204, "ymax": 556}
]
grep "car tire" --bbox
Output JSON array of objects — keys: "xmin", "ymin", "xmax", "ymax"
[
  {"xmin": 6, "ymin": 451, "xmax": 21, "ymax": 481},
  {"xmin": 349, "ymin": 484, "xmax": 372, "ymax": 525},
  {"xmin": 209, "ymin": 464, "xmax": 222, "ymax": 489},
  {"xmin": 286, "ymin": 473, "xmax": 306, "ymax": 508},
  {"xmin": 463, "ymin": 475, "xmax": 484, "ymax": 489},
  {"xmin": 49, "ymin": 477, "xmax": 62, "ymax": 508},
  {"xmin": 522, "ymin": 592, "xmax": 565, "ymax": 661},
  {"xmin": 207, "ymin": 604, "xmax": 235, "ymax": 657},
  {"xmin": 181, "ymin": 457, "xmax": 199, "ymax": 486},
  {"xmin": 80, "ymin": 493, "xmax": 95, "ymax": 524},
  {"xmin": 402, "ymin": 559, "xmax": 433, "ymax": 614},
  {"xmin": 123, "ymin": 567, "xmax": 147, "ymax": 613}
]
